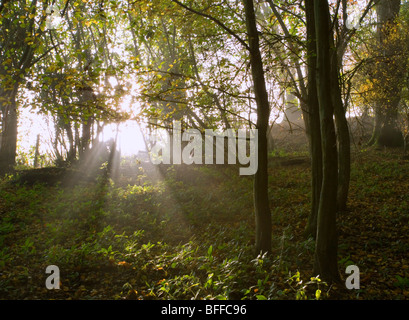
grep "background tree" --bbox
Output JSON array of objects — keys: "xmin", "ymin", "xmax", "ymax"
[
  {"xmin": 0, "ymin": 0, "xmax": 50, "ymax": 174},
  {"xmin": 367, "ymin": 0, "xmax": 406, "ymax": 147},
  {"xmin": 29, "ymin": 0, "xmax": 131, "ymax": 164}
]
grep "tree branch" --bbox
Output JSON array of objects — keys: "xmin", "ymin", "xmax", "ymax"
[
  {"xmin": 267, "ymin": 0, "xmax": 308, "ymax": 100},
  {"xmin": 170, "ymin": 0, "xmax": 250, "ymax": 51},
  {"xmin": 61, "ymin": 0, "xmax": 70, "ymax": 17}
]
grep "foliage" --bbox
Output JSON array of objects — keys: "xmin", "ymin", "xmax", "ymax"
[
  {"xmin": 1, "ymin": 148, "xmax": 409, "ymax": 299},
  {"xmin": 2, "ymin": 0, "xmax": 409, "ymax": 301},
  {"xmin": 352, "ymin": 16, "xmax": 409, "ymax": 110}
]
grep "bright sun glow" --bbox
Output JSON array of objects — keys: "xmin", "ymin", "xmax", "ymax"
[
  {"xmin": 17, "ymin": 70, "xmax": 148, "ymax": 164},
  {"xmin": 19, "ymin": 109, "xmax": 147, "ymax": 165},
  {"xmin": 101, "ymin": 121, "xmax": 147, "ymax": 156}
]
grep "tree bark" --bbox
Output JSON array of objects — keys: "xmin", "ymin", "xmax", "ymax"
[
  {"xmin": 243, "ymin": 0, "xmax": 272, "ymax": 255},
  {"xmin": 304, "ymin": 0, "xmax": 322, "ymax": 239},
  {"xmin": 331, "ymin": 53, "xmax": 351, "ymax": 213},
  {"xmin": 313, "ymin": 0, "xmax": 341, "ymax": 283},
  {"xmin": 0, "ymin": 83, "xmax": 19, "ymax": 175}
]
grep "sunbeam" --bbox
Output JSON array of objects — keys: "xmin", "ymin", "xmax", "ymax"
[{"xmin": 101, "ymin": 121, "xmax": 147, "ymax": 157}]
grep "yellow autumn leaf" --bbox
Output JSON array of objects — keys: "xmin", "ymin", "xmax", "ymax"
[{"xmin": 118, "ymin": 261, "xmax": 131, "ymax": 268}]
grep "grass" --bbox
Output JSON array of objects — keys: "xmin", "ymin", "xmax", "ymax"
[{"xmin": 0, "ymin": 147, "xmax": 409, "ymax": 300}]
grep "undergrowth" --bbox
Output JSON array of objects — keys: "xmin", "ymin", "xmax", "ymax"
[{"xmin": 0, "ymin": 148, "xmax": 408, "ymax": 300}]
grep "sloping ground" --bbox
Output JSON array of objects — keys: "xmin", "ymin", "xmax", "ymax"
[
  {"xmin": 337, "ymin": 150, "xmax": 409, "ymax": 299},
  {"xmin": 270, "ymin": 115, "xmax": 374, "ymax": 153},
  {"xmin": 0, "ymin": 113, "xmax": 408, "ymax": 300},
  {"xmin": 1, "ymin": 145, "xmax": 409, "ymax": 300}
]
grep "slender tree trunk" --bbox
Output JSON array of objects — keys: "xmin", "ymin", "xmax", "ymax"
[
  {"xmin": 304, "ymin": 0, "xmax": 322, "ymax": 239},
  {"xmin": 313, "ymin": 0, "xmax": 341, "ymax": 283},
  {"xmin": 64, "ymin": 122, "xmax": 76, "ymax": 162},
  {"xmin": 0, "ymin": 83, "xmax": 19, "ymax": 175},
  {"xmin": 75, "ymin": 124, "xmax": 81, "ymax": 157},
  {"xmin": 243, "ymin": 0, "xmax": 272, "ymax": 255},
  {"xmin": 33, "ymin": 134, "xmax": 40, "ymax": 168},
  {"xmin": 80, "ymin": 115, "xmax": 93, "ymax": 158},
  {"xmin": 331, "ymin": 54, "xmax": 351, "ymax": 213},
  {"xmin": 334, "ymin": 108, "xmax": 351, "ymax": 212},
  {"xmin": 78, "ymin": 83, "xmax": 95, "ymax": 159},
  {"xmin": 368, "ymin": 101, "xmax": 383, "ymax": 145}
]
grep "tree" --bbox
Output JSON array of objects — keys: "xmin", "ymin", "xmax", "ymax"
[
  {"xmin": 265, "ymin": 0, "xmax": 310, "ymax": 134},
  {"xmin": 0, "ymin": 0, "xmax": 50, "ymax": 174},
  {"xmin": 30, "ymin": 0, "xmax": 131, "ymax": 164},
  {"xmin": 304, "ymin": 0, "xmax": 322, "ymax": 239},
  {"xmin": 243, "ymin": 0, "xmax": 272, "ymax": 254},
  {"xmin": 153, "ymin": 0, "xmax": 273, "ymax": 254},
  {"xmin": 330, "ymin": 0, "xmax": 352, "ymax": 213},
  {"xmin": 311, "ymin": 0, "xmax": 341, "ymax": 283},
  {"xmin": 268, "ymin": 0, "xmax": 354, "ymax": 217},
  {"xmin": 368, "ymin": 0, "xmax": 405, "ymax": 147}
]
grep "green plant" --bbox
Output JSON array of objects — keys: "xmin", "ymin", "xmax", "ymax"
[
  {"xmin": 0, "ymin": 221, "xmax": 14, "ymax": 234},
  {"xmin": 286, "ymin": 271, "xmax": 326, "ymax": 300},
  {"xmin": 21, "ymin": 237, "xmax": 36, "ymax": 255},
  {"xmin": 0, "ymin": 248, "xmax": 12, "ymax": 269},
  {"xmin": 394, "ymin": 275, "xmax": 409, "ymax": 289}
]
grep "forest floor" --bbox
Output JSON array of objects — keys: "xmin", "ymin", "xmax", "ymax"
[{"xmin": 1, "ymin": 120, "xmax": 409, "ymax": 300}]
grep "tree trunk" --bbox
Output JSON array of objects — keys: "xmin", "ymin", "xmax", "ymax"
[
  {"xmin": 0, "ymin": 83, "xmax": 19, "ymax": 175},
  {"xmin": 33, "ymin": 134, "xmax": 41, "ymax": 168},
  {"xmin": 370, "ymin": 0, "xmax": 404, "ymax": 147},
  {"xmin": 368, "ymin": 101, "xmax": 383, "ymax": 145},
  {"xmin": 334, "ymin": 108, "xmax": 351, "ymax": 212},
  {"xmin": 64, "ymin": 122, "xmax": 76, "ymax": 162},
  {"xmin": 377, "ymin": 98, "xmax": 404, "ymax": 147},
  {"xmin": 304, "ymin": 0, "xmax": 322, "ymax": 239},
  {"xmin": 80, "ymin": 116, "xmax": 93, "ymax": 158},
  {"xmin": 313, "ymin": 0, "xmax": 341, "ymax": 283},
  {"xmin": 243, "ymin": 0, "xmax": 272, "ymax": 255},
  {"xmin": 331, "ymin": 54, "xmax": 351, "ymax": 213}
]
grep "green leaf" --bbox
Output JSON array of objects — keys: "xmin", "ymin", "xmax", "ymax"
[{"xmin": 207, "ymin": 245, "xmax": 213, "ymax": 256}]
